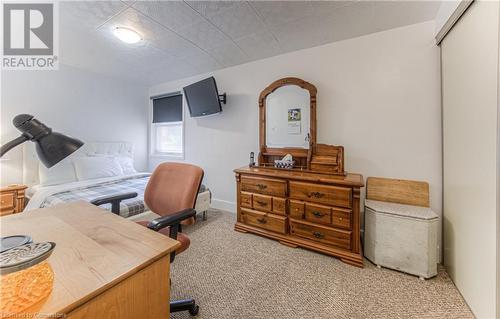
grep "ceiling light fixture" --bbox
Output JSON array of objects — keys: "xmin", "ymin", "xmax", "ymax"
[{"xmin": 113, "ymin": 27, "xmax": 141, "ymax": 44}]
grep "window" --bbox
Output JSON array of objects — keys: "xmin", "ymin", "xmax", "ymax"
[{"xmin": 150, "ymin": 93, "xmax": 183, "ymax": 158}]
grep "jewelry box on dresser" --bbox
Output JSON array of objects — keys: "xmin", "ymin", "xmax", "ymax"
[{"xmin": 234, "ymin": 77, "xmax": 365, "ymax": 267}]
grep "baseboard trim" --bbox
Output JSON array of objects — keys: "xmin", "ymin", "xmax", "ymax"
[{"xmin": 211, "ymin": 198, "xmax": 236, "ymax": 213}]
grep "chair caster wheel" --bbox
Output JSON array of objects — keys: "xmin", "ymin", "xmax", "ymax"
[{"xmin": 189, "ymin": 305, "xmax": 199, "ymax": 316}]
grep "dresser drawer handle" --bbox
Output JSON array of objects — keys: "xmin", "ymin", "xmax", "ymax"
[
  {"xmin": 256, "ymin": 218, "xmax": 267, "ymax": 224},
  {"xmin": 313, "ymin": 231, "xmax": 324, "ymax": 239},
  {"xmin": 339, "ymin": 217, "xmax": 343, "ymax": 221},
  {"xmin": 308, "ymin": 192, "xmax": 325, "ymax": 199},
  {"xmin": 312, "ymin": 211, "xmax": 325, "ymax": 218},
  {"xmin": 256, "ymin": 184, "xmax": 268, "ymax": 190},
  {"xmin": 256, "ymin": 200, "xmax": 268, "ymax": 206}
]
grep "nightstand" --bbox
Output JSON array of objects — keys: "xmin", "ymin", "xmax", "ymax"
[{"xmin": 0, "ymin": 185, "xmax": 28, "ymax": 216}]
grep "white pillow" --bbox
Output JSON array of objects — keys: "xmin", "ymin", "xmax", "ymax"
[
  {"xmin": 73, "ymin": 157, "xmax": 124, "ymax": 181},
  {"xmin": 38, "ymin": 159, "xmax": 77, "ymax": 186},
  {"xmin": 116, "ymin": 157, "xmax": 137, "ymax": 175}
]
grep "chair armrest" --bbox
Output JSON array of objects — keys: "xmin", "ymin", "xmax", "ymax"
[
  {"xmin": 148, "ymin": 208, "xmax": 197, "ymax": 263},
  {"xmin": 147, "ymin": 208, "xmax": 196, "ymax": 232},
  {"xmin": 90, "ymin": 192, "xmax": 138, "ymax": 215}
]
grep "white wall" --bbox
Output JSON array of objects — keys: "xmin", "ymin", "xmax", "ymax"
[
  {"xmin": 0, "ymin": 64, "xmax": 148, "ymax": 186},
  {"xmin": 434, "ymin": 0, "xmax": 463, "ymax": 36},
  {"xmin": 150, "ymin": 21, "xmax": 442, "ymax": 253},
  {"xmin": 497, "ymin": 16, "xmax": 500, "ymax": 317},
  {"xmin": 441, "ymin": 1, "xmax": 499, "ymax": 318}
]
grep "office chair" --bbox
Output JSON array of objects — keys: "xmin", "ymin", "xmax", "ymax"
[{"xmin": 92, "ymin": 162, "xmax": 203, "ymax": 316}]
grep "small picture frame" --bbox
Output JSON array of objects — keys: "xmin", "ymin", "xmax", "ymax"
[
  {"xmin": 287, "ymin": 108, "xmax": 301, "ymax": 134},
  {"xmin": 288, "ymin": 108, "xmax": 301, "ymax": 122}
]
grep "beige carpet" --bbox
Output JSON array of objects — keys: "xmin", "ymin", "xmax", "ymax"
[{"xmin": 170, "ymin": 209, "xmax": 473, "ymax": 319}]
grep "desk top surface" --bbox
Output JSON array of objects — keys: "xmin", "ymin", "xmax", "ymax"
[{"xmin": 0, "ymin": 201, "xmax": 180, "ymax": 315}]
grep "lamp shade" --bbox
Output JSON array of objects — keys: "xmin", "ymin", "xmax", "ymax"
[
  {"xmin": 35, "ymin": 132, "xmax": 83, "ymax": 168},
  {"xmin": 10, "ymin": 114, "xmax": 83, "ymax": 168}
]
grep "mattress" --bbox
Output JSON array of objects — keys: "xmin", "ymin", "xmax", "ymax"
[{"xmin": 25, "ymin": 173, "xmax": 210, "ymax": 219}]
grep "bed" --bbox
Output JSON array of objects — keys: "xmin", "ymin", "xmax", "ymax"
[{"xmin": 23, "ymin": 142, "xmax": 211, "ymax": 220}]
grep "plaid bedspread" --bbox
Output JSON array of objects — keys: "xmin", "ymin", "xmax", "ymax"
[{"xmin": 40, "ymin": 175, "xmax": 149, "ymax": 218}]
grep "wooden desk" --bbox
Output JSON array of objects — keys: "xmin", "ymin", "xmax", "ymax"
[{"xmin": 0, "ymin": 201, "xmax": 180, "ymax": 318}]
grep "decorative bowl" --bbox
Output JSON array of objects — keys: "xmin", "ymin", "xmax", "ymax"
[{"xmin": 0, "ymin": 241, "xmax": 55, "ymax": 314}]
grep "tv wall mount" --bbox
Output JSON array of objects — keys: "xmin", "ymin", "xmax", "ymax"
[{"xmin": 218, "ymin": 93, "xmax": 227, "ymax": 104}]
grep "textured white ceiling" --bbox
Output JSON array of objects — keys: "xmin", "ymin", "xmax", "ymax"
[{"xmin": 59, "ymin": 1, "xmax": 441, "ymax": 85}]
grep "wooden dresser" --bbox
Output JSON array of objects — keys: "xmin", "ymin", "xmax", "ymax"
[
  {"xmin": 0, "ymin": 184, "xmax": 27, "ymax": 216},
  {"xmin": 234, "ymin": 77, "xmax": 365, "ymax": 267},
  {"xmin": 235, "ymin": 167, "xmax": 364, "ymax": 267}
]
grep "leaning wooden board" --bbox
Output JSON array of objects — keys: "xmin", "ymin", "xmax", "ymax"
[
  {"xmin": 0, "ymin": 201, "xmax": 180, "ymax": 318},
  {"xmin": 366, "ymin": 177, "xmax": 429, "ymax": 207}
]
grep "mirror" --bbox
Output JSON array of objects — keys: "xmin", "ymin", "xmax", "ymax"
[
  {"xmin": 265, "ymin": 85, "xmax": 310, "ymax": 148},
  {"xmin": 258, "ymin": 77, "xmax": 317, "ymax": 169}
]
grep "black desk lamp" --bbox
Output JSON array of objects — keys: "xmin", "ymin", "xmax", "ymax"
[{"xmin": 0, "ymin": 114, "xmax": 84, "ymax": 168}]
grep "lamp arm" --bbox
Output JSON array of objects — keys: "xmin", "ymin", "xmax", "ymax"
[{"xmin": 0, "ymin": 135, "xmax": 29, "ymax": 158}]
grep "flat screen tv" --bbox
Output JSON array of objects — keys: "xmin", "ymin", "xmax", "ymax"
[{"xmin": 183, "ymin": 77, "xmax": 223, "ymax": 117}]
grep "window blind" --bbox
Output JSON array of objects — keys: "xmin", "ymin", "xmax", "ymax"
[{"xmin": 152, "ymin": 94, "xmax": 183, "ymax": 123}]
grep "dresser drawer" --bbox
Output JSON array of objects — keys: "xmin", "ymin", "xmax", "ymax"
[
  {"xmin": 240, "ymin": 208, "xmax": 287, "ymax": 234},
  {"xmin": 289, "ymin": 181, "xmax": 351, "ymax": 208},
  {"xmin": 272, "ymin": 197, "xmax": 286, "ymax": 216},
  {"xmin": 241, "ymin": 176, "xmax": 286, "ymax": 197},
  {"xmin": 305, "ymin": 203, "xmax": 331, "ymax": 225},
  {"xmin": 0, "ymin": 193, "xmax": 14, "ymax": 211},
  {"xmin": 290, "ymin": 220, "xmax": 351, "ymax": 250},
  {"xmin": 289, "ymin": 200, "xmax": 305, "ymax": 219},
  {"xmin": 253, "ymin": 194, "xmax": 272, "ymax": 213},
  {"xmin": 241, "ymin": 192, "xmax": 252, "ymax": 208},
  {"xmin": 332, "ymin": 208, "xmax": 352, "ymax": 230}
]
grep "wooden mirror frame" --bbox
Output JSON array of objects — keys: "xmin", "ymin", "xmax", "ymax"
[{"xmin": 258, "ymin": 77, "xmax": 317, "ymax": 169}]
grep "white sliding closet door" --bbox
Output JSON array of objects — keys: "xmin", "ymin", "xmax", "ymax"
[{"xmin": 441, "ymin": 1, "xmax": 499, "ymax": 318}]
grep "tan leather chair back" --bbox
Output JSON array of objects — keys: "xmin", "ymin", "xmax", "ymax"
[{"xmin": 145, "ymin": 163, "xmax": 204, "ymax": 217}]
